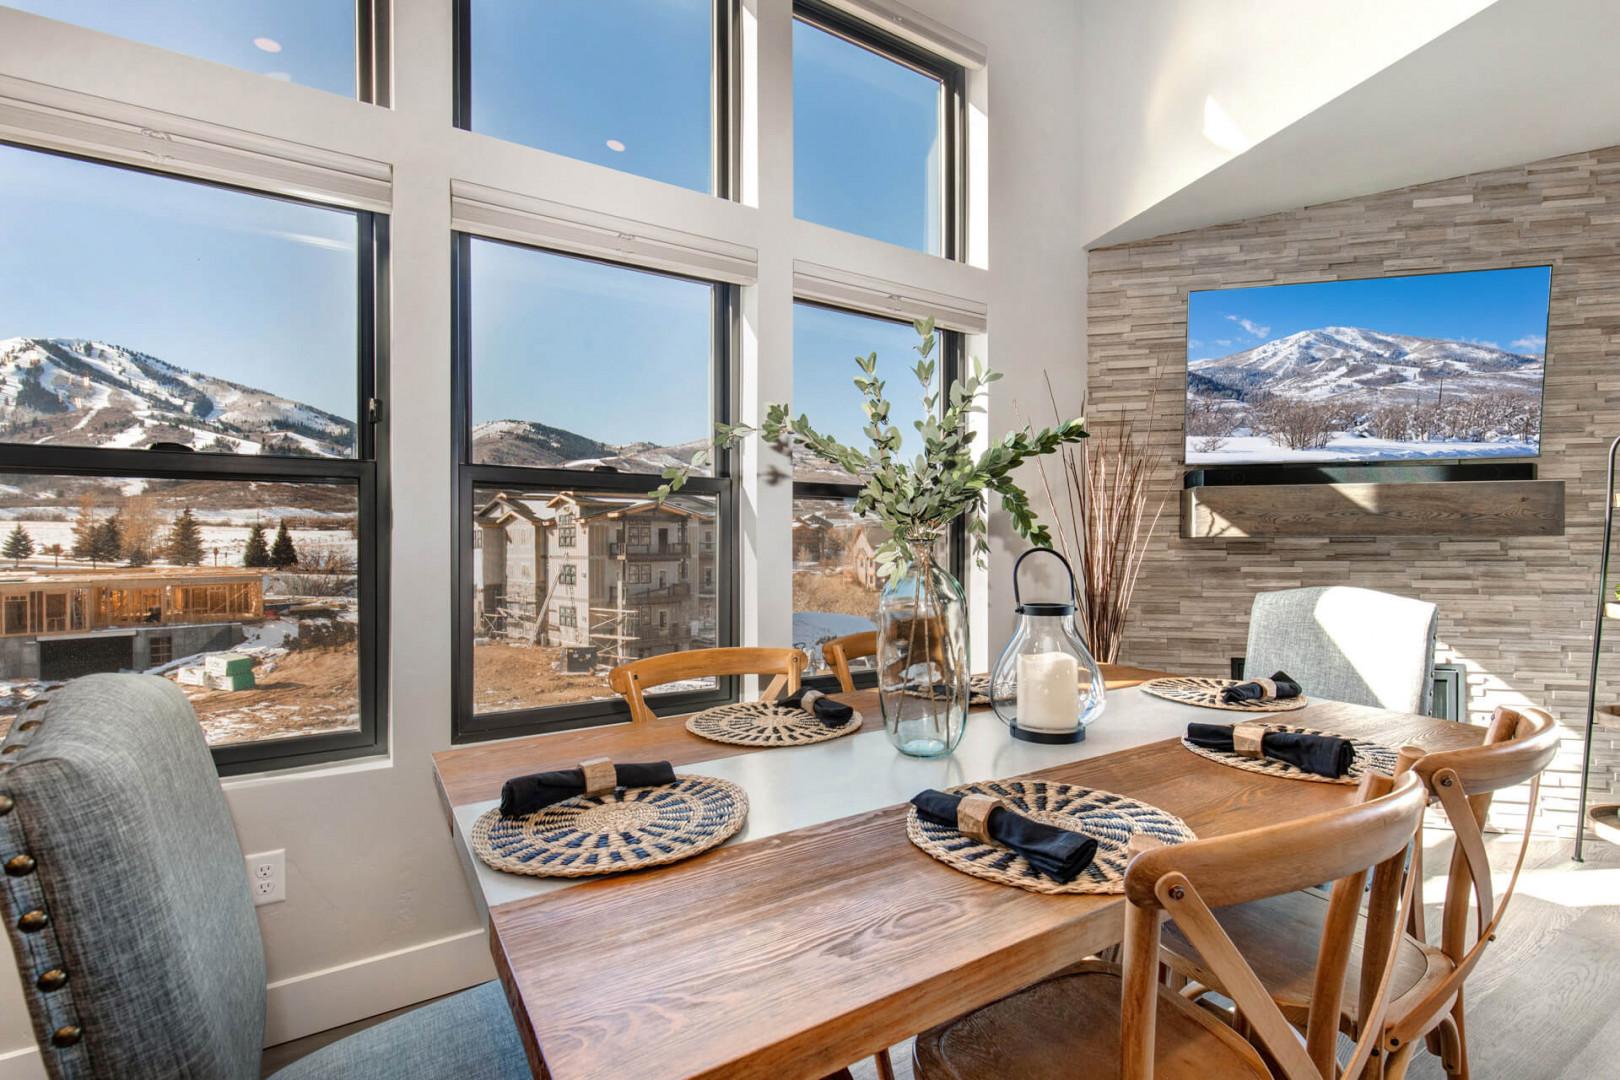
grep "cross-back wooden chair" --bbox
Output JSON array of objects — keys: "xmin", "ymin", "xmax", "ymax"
[
  {"xmin": 1161, "ymin": 705, "xmax": 1559, "ymax": 1079},
  {"xmin": 912, "ymin": 768, "xmax": 1429, "ymax": 1080},
  {"xmin": 607, "ymin": 647, "xmax": 808, "ymax": 724},
  {"xmin": 821, "ymin": 630, "xmax": 877, "ymax": 693}
]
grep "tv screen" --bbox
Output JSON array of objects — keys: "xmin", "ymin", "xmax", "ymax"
[{"xmin": 1184, "ymin": 266, "xmax": 1550, "ymax": 466}]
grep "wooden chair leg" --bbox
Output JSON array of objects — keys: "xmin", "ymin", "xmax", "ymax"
[
  {"xmin": 1444, "ymin": 993, "xmax": 1470, "ymax": 1079},
  {"xmin": 873, "ymin": 1047, "xmax": 896, "ymax": 1080},
  {"xmin": 1383, "ymin": 1042, "xmax": 1415, "ymax": 1080}
]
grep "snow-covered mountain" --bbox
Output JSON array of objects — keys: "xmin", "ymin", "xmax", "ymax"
[
  {"xmin": 470, "ymin": 420, "xmax": 711, "ymax": 471},
  {"xmin": 0, "ymin": 338, "xmax": 354, "ymax": 456},
  {"xmin": 1189, "ymin": 326, "xmax": 1544, "ymax": 404}
]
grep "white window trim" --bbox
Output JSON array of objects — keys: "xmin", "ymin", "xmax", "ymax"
[{"xmin": 0, "ymin": 74, "xmax": 391, "ymax": 212}]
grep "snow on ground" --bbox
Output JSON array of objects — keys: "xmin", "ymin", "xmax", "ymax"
[
  {"xmin": 1187, "ymin": 434, "xmax": 1537, "ymax": 466},
  {"xmin": 0, "ymin": 520, "xmax": 354, "ymax": 570}
]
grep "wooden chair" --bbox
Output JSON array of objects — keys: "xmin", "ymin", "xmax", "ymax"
[
  {"xmin": 821, "ymin": 630, "xmax": 876, "ymax": 693},
  {"xmin": 912, "ymin": 768, "xmax": 1429, "ymax": 1080},
  {"xmin": 1161, "ymin": 705, "xmax": 1560, "ymax": 1079},
  {"xmin": 607, "ymin": 647, "xmax": 809, "ymax": 723}
]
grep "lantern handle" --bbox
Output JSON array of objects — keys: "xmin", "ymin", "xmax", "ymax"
[{"xmin": 1011, "ymin": 546, "xmax": 1079, "ymax": 609}]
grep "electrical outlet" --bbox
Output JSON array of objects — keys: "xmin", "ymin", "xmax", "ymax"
[{"xmin": 246, "ymin": 849, "xmax": 285, "ymax": 906}]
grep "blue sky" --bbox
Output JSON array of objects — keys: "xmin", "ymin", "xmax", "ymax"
[
  {"xmin": 3, "ymin": 4, "xmax": 947, "ymax": 453},
  {"xmin": 793, "ymin": 304, "xmax": 926, "ymax": 456},
  {"xmin": 470, "ymin": 0, "xmax": 715, "ymax": 193},
  {"xmin": 0, "ymin": 143, "xmax": 359, "ymax": 421},
  {"xmin": 1188, "ymin": 267, "xmax": 1553, "ymax": 363},
  {"xmin": 470, "ymin": 240, "xmax": 714, "ymax": 449},
  {"xmin": 794, "ymin": 18, "xmax": 943, "ymax": 253},
  {"xmin": 5, "ymin": 1, "xmax": 355, "ymax": 96}
]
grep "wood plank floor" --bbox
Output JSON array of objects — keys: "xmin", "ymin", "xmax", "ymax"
[{"xmin": 851, "ymin": 830, "xmax": 1620, "ymax": 1080}]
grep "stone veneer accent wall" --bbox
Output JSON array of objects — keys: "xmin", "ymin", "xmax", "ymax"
[{"xmin": 1087, "ymin": 145, "xmax": 1620, "ymax": 834}]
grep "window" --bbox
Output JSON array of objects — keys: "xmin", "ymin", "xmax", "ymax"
[
  {"xmin": 557, "ymin": 606, "xmax": 576, "ymax": 628},
  {"xmin": 454, "ymin": 235, "xmax": 734, "ymax": 740},
  {"xmin": 0, "ymin": 145, "xmax": 385, "ymax": 773},
  {"xmin": 557, "ymin": 564, "xmax": 576, "ymax": 586},
  {"xmin": 457, "ymin": 0, "xmax": 730, "ymax": 195},
  {"xmin": 793, "ymin": 2, "xmax": 962, "ymax": 255},
  {"xmin": 790, "ymin": 302, "xmax": 962, "ymax": 679},
  {"xmin": 5, "ymin": 1, "xmax": 364, "ymax": 98}
]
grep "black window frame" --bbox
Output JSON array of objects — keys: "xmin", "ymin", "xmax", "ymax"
[
  {"xmin": 791, "ymin": 299, "xmax": 965, "ymax": 691},
  {"xmin": 791, "ymin": 0, "xmax": 967, "ymax": 260},
  {"xmin": 453, "ymin": 0, "xmax": 739, "ymax": 200},
  {"xmin": 451, "ymin": 233, "xmax": 739, "ymax": 743},
  {"xmin": 0, "ymin": 142, "xmax": 390, "ymax": 777}
]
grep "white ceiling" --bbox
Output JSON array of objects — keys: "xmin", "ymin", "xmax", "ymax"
[{"xmin": 1089, "ymin": 0, "xmax": 1620, "ymax": 247}]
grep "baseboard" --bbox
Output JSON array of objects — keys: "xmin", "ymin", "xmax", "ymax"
[
  {"xmin": 0, "ymin": 1046, "xmax": 45, "ymax": 1080},
  {"xmin": 264, "ymin": 927, "xmax": 494, "ymax": 1047}
]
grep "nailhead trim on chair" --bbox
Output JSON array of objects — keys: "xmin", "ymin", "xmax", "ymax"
[{"xmin": 0, "ymin": 693, "xmax": 95, "ymax": 1078}]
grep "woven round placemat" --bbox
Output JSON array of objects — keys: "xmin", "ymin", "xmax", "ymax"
[
  {"xmin": 470, "ymin": 775, "xmax": 748, "ymax": 878},
  {"xmin": 906, "ymin": 779, "xmax": 1196, "ymax": 895},
  {"xmin": 1181, "ymin": 723, "xmax": 1400, "ymax": 786},
  {"xmin": 1140, "ymin": 676, "xmax": 1309, "ymax": 713},
  {"xmin": 685, "ymin": 700, "xmax": 862, "ymax": 747},
  {"xmin": 902, "ymin": 673, "xmax": 993, "ymax": 707}
]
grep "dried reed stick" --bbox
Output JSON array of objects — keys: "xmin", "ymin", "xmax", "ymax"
[{"xmin": 1033, "ymin": 377, "xmax": 1167, "ymax": 663}]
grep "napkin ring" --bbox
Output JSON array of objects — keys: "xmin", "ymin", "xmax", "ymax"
[
  {"xmin": 1251, "ymin": 677, "xmax": 1277, "ymax": 700},
  {"xmin": 1231, "ymin": 723, "xmax": 1267, "ymax": 758},
  {"xmin": 578, "ymin": 757, "xmax": 617, "ymax": 796},
  {"xmin": 797, "ymin": 689, "xmax": 825, "ymax": 713},
  {"xmin": 956, "ymin": 793, "xmax": 1003, "ymax": 844}
]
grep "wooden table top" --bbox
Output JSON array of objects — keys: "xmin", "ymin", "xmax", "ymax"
[
  {"xmin": 430, "ymin": 672, "xmax": 1481, "ymax": 1080},
  {"xmin": 432, "ymin": 664, "xmax": 1171, "ymax": 807}
]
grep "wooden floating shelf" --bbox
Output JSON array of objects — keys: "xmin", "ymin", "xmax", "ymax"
[{"xmin": 1182, "ymin": 479, "xmax": 1565, "ymax": 539}]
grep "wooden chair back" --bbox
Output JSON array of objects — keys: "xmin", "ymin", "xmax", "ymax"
[
  {"xmin": 821, "ymin": 631, "xmax": 877, "ymax": 693},
  {"xmin": 607, "ymin": 647, "xmax": 808, "ymax": 724},
  {"xmin": 1121, "ymin": 767, "xmax": 1429, "ymax": 1080},
  {"xmin": 1385, "ymin": 705, "xmax": 1559, "ymax": 1047}
]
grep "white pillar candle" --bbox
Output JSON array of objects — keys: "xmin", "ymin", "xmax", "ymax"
[{"xmin": 1017, "ymin": 651, "xmax": 1079, "ymax": 731}]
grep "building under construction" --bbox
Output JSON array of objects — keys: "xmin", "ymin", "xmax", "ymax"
[
  {"xmin": 0, "ymin": 567, "xmax": 264, "ymax": 680},
  {"xmin": 472, "ymin": 491, "xmax": 718, "ymax": 672}
]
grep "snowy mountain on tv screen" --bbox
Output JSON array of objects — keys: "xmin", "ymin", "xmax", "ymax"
[{"xmin": 1184, "ymin": 326, "xmax": 1544, "ymax": 465}]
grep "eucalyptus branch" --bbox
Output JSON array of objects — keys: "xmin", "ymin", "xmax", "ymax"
[{"xmin": 654, "ymin": 316, "xmax": 1088, "ymax": 577}]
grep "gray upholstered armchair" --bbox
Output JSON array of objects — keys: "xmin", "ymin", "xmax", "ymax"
[
  {"xmin": 1244, "ymin": 586, "xmax": 1439, "ymax": 715},
  {"xmin": 0, "ymin": 674, "xmax": 530, "ymax": 1079}
]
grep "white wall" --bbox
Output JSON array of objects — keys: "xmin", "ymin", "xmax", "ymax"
[
  {"xmin": 1072, "ymin": 0, "xmax": 1497, "ymax": 246},
  {"xmin": 0, "ymin": 0, "xmax": 1091, "ymax": 1070}
]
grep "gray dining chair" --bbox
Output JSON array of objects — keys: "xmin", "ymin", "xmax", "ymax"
[
  {"xmin": 0, "ymin": 673, "xmax": 531, "ymax": 1080},
  {"xmin": 1244, "ymin": 586, "xmax": 1439, "ymax": 714}
]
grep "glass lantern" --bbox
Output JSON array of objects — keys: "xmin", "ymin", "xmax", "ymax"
[{"xmin": 990, "ymin": 547, "xmax": 1106, "ymax": 743}]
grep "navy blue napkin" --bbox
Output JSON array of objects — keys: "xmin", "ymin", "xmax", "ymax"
[
  {"xmin": 1186, "ymin": 723, "xmax": 1353, "ymax": 778},
  {"xmin": 500, "ymin": 761, "xmax": 677, "ymax": 818},
  {"xmin": 911, "ymin": 789, "xmax": 1099, "ymax": 883}
]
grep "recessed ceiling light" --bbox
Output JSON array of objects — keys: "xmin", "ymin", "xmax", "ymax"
[
  {"xmin": 605, "ymin": 139, "xmax": 626, "ymax": 153},
  {"xmin": 253, "ymin": 37, "xmax": 282, "ymax": 54}
]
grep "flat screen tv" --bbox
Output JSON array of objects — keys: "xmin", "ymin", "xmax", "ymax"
[{"xmin": 1184, "ymin": 266, "xmax": 1551, "ymax": 466}]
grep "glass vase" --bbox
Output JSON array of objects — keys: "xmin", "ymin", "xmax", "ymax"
[{"xmin": 876, "ymin": 539, "xmax": 969, "ymax": 758}]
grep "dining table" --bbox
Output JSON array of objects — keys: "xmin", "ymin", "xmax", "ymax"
[{"xmin": 430, "ymin": 664, "xmax": 1483, "ymax": 1080}]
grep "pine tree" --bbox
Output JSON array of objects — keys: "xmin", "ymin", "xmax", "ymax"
[
  {"xmin": 90, "ymin": 516, "xmax": 122, "ymax": 566},
  {"xmin": 243, "ymin": 522, "xmax": 270, "ymax": 568},
  {"xmin": 165, "ymin": 508, "xmax": 205, "ymax": 566},
  {"xmin": 269, "ymin": 520, "xmax": 298, "ymax": 568},
  {"xmin": 2, "ymin": 524, "xmax": 35, "ymax": 568},
  {"xmin": 71, "ymin": 494, "xmax": 97, "ymax": 561}
]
